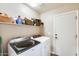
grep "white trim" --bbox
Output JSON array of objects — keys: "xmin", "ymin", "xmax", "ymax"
[
  {"xmin": 76, "ymin": 10, "xmax": 79, "ymax": 56},
  {"xmin": 54, "ymin": 10, "xmax": 78, "ymax": 17}
]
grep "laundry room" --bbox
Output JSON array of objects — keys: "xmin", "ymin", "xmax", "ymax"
[{"xmin": 0, "ymin": 3, "xmax": 79, "ymax": 56}]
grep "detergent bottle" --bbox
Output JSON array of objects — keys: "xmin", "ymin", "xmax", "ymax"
[{"xmin": 0, "ymin": 36, "xmax": 2, "ymax": 56}]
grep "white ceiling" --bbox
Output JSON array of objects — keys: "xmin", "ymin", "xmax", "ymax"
[
  {"xmin": 24, "ymin": 3, "xmax": 79, "ymax": 14},
  {"xmin": 34, "ymin": 3, "xmax": 65, "ymax": 13}
]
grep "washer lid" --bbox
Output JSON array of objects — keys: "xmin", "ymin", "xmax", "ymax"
[{"xmin": 34, "ymin": 36, "xmax": 50, "ymax": 43}]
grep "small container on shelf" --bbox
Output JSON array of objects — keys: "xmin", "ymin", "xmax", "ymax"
[
  {"xmin": 24, "ymin": 17, "xmax": 33, "ymax": 25},
  {"xmin": 16, "ymin": 16, "xmax": 23, "ymax": 24}
]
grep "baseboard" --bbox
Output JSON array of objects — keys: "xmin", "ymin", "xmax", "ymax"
[{"xmin": 51, "ymin": 51, "xmax": 58, "ymax": 56}]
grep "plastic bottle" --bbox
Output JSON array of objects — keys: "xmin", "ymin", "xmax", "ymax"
[
  {"xmin": 0, "ymin": 36, "xmax": 2, "ymax": 56},
  {"xmin": 16, "ymin": 16, "xmax": 23, "ymax": 24}
]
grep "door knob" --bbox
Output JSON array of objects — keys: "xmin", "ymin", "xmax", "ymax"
[
  {"xmin": 55, "ymin": 34, "xmax": 58, "ymax": 36},
  {"xmin": 55, "ymin": 34, "xmax": 58, "ymax": 39},
  {"xmin": 55, "ymin": 37, "xmax": 58, "ymax": 39}
]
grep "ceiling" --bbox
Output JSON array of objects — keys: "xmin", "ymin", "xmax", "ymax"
[
  {"xmin": 24, "ymin": 3, "xmax": 79, "ymax": 14},
  {"xmin": 34, "ymin": 3, "xmax": 65, "ymax": 13}
]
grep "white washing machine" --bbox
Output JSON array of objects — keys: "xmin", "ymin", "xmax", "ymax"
[
  {"xmin": 8, "ymin": 37, "xmax": 40, "ymax": 56},
  {"xmin": 8, "ymin": 36, "xmax": 50, "ymax": 56}
]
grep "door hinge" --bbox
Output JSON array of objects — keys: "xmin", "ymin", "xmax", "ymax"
[
  {"xmin": 75, "ymin": 34, "xmax": 77, "ymax": 39},
  {"xmin": 75, "ymin": 16, "xmax": 77, "ymax": 20},
  {"xmin": 75, "ymin": 53, "xmax": 77, "ymax": 56}
]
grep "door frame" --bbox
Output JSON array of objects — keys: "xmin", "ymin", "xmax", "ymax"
[{"xmin": 52, "ymin": 10, "xmax": 78, "ymax": 56}]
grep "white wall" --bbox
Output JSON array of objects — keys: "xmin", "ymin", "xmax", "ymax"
[
  {"xmin": 0, "ymin": 3, "xmax": 39, "ymax": 19},
  {"xmin": 40, "ymin": 12, "xmax": 53, "ymax": 36},
  {"xmin": 40, "ymin": 12, "xmax": 54, "ymax": 53}
]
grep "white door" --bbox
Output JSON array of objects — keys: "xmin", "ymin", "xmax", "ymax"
[{"xmin": 53, "ymin": 11, "xmax": 77, "ymax": 56}]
